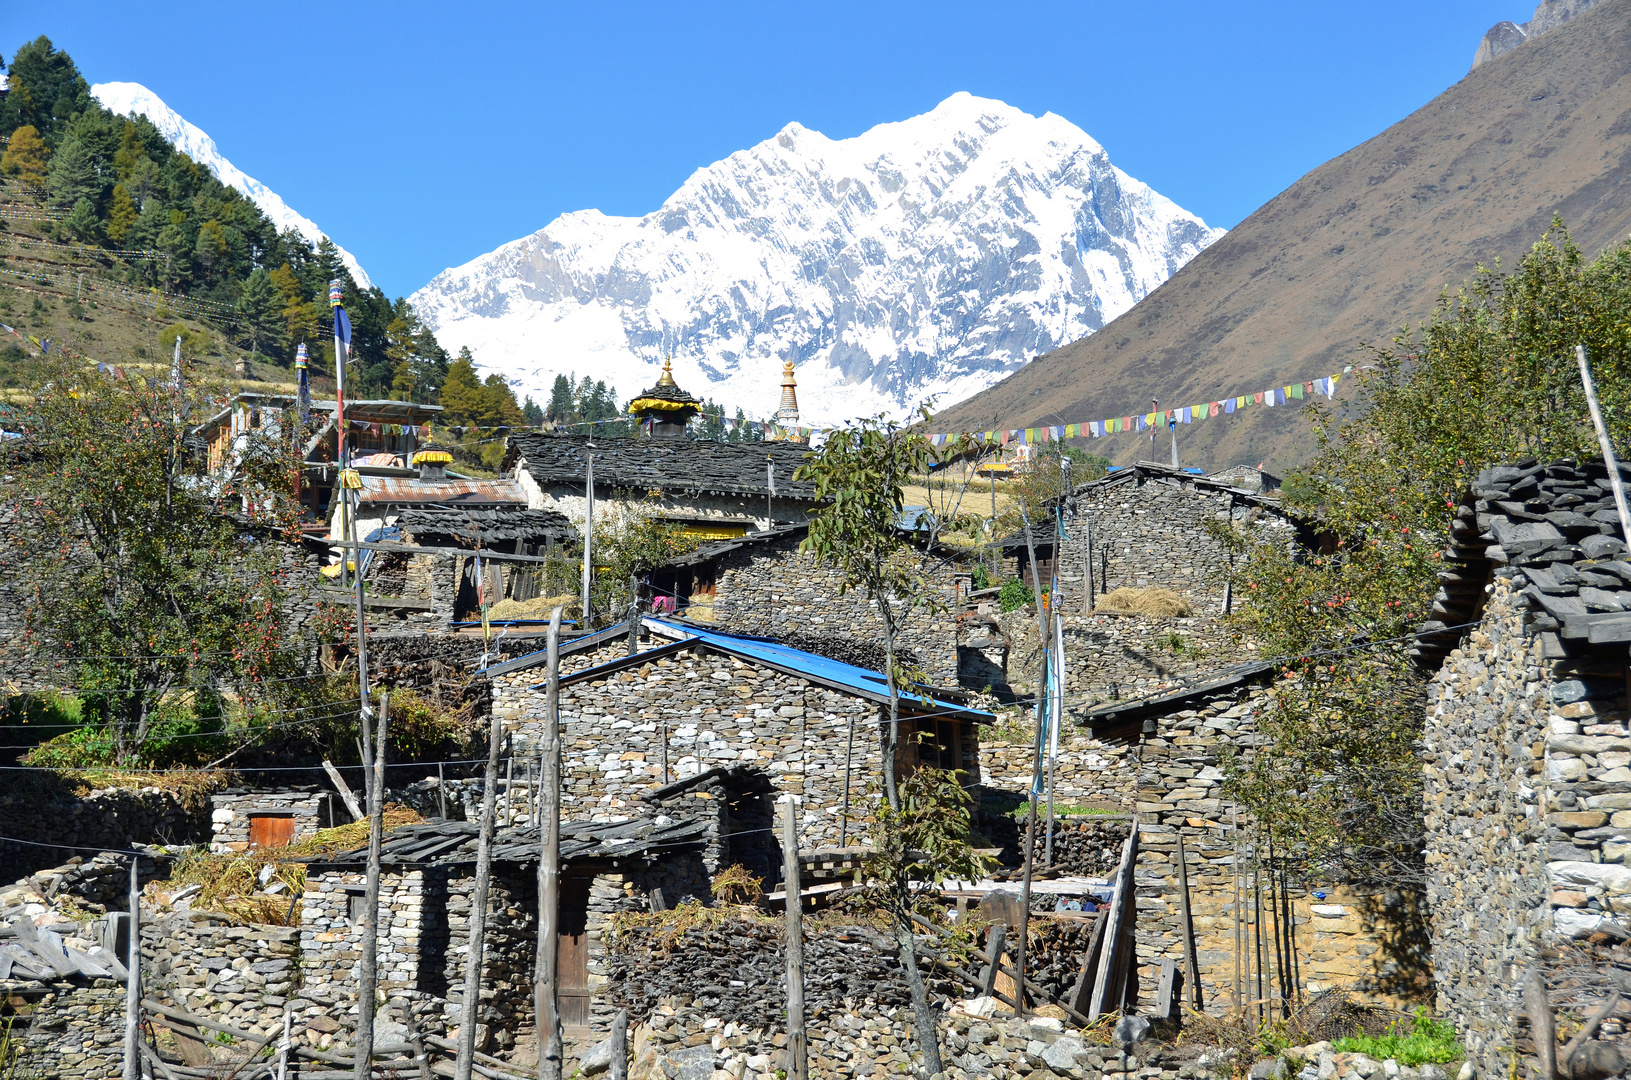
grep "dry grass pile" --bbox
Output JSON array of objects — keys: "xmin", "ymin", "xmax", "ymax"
[
  {"xmin": 711, "ymin": 864, "xmax": 763, "ymax": 905},
  {"xmin": 606, "ymin": 900, "xmax": 773, "ymax": 951},
  {"xmin": 1093, "ymin": 587, "xmax": 1193, "ymax": 617},
  {"xmin": 164, "ymin": 804, "xmax": 425, "ymax": 926},
  {"xmin": 487, "ymin": 595, "xmax": 578, "ymax": 620}
]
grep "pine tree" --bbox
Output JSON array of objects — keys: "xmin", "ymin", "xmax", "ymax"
[
  {"xmin": 522, "ymin": 396, "xmax": 544, "ymax": 426},
  {"xmin": 62, "ymin": 197, "xmax": 98, "ymax": 242},
  {"xmin": 194, "ymin": 219, "xmax": 229, "ymax": 276},
  {"xmin": 44, "ymin": 135, "xmax": 99, "ymax": 206},
  {"xmin": 237, "ymin": 267, "xmax": 282, "ymax": 358},
  {"xmin": 0, "ymin": 36, "xmax": 93, "ymax": 142},
  {"xmin": 439, "ymin": 347, "xmax": 485, "ymax": 423},
  {"xmin": 547, "ymin": 373, "xmax": 575, "ymax": 423},
  {"xmin": 104, "ymin": 182, "xmax": 136, "ymax": 242},
  {"xmin": 0, "ymin": 124, "xmax": 48, "ymax": 186}
]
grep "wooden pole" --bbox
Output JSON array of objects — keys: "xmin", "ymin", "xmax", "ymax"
[
  {"xmin": 1014, "ymin": 784, "xmax": 1040, "ymax": 1018},
  {"xmin": 1232, "ymin": 808, "xmax": 1242, "ymax": 1014},
  {"xmin": 781, "ymin": 801, "xmax": 807, "ymax": 1080},
  {"xmin": 275, "ymin": 1011, "xmax": 292, "ymax": 1080},
  {"xmin": 609, "ymin": 1009, "xmax": 628, "ymax": 1080},
  {"xmin": 323, "ymin": 759, "xmax": 364, "ymax": 822},
  {"xmin": 123, "ymin": 853, "xmax": 141, "ymax": 1080},
  {"xmin": 437, "ymin": 763, "xmax": 448, "ymax": 820},
  {"xmin": 505, "ymin": 756, "xmax": 515, "ymax": 826},
  {"xmin": 1579, "ymin": 345, "xmax": 1631, "ymax": 540},
  {"xmin": 1176, "ymin": 830, "xmax": 1202, "ymax": 1010},
  {"xmin": 535, "ymin": 608, "xmax": 564, "ymax": 1080},
  {"xmin": 457, "ymin": 688, "xmax": 507, "ymax": 1080},
  {"xmin": 354, "ymin": 692, "xmax": 388, "ymax": 1080},
  {"xmin": 978, "ymin": 924, "xmax": 1007, "ymax": 998},
  {"xmin": 1082, "ymin": 516, "xmax": 1094, "ymax": 614},
  {"xmin": 580, "ymin": 455, "xmax": 595, "ymax": 627}
]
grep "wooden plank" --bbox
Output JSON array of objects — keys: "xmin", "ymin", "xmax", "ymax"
[
  {"xmin": 1156, "ymin": 958, "xmax": 1178, "ymax": 1020},
  {"xmin": 1087, "ymin": 819, "xmax": 1139, "ymax": 1021},
  {"xmin": 978, "ymin": 924, "xmax": 1007, "ymax": 998},
  {"xmin": 1066, "ymin": 910, "xmax": 1108, "ymax": 1017},
  {"xmin": 1176, "ymin": 830, "xmax": 1202, "ymax": 1010}
]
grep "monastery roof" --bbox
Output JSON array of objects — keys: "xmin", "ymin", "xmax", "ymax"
[{"xmin": 507, "ymin": 432, "xmax": 817, "ymax": 500}]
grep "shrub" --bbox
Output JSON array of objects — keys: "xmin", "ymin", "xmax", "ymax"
[
  {"xmin": 997, "ymin": 576, "xmax": 1033, "ymax": 613},
  {"xmin": 1332, "ymin": 1009, "xmax": 1463, "ymax": 1066}
]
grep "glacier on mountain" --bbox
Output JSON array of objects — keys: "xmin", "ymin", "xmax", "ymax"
[
  {"xmin": 410, "ymin": 92, "xmax": 1221, "ymax": 425},
  {"xmin": 90, "ymin": 82, "xmax": 372, "ymax": 289}
]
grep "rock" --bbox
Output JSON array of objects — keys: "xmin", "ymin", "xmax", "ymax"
[
  {"xmin": 666, "ymin": 1044, "xmax": 717, "ymax": 1080},
  {"xmin": 1456, "ymin": 1063, "xmax": 1474, "ymax": 1080},
  {"xmin": 1382, "ymin": 1060, "xmax": 1400, "ymax": 1078},
  {"xmin": 1041, "ymin": 1036, "xmax": 1087, "ymax": 1077},
  {"xmin": 1420, "ymin": 1066, "xmax": 1447, "ymax": 1080},
  {"xmin": 579, "ymin": 1034, "xmax": 616, "ymax": 1076},
  {"xmin": 1251, "ymin": 1058, "xmax": 1287, "ymax": 1080},
  {"xmin": 960, "ymin": 996, "xmax": 1000, "ymax": 1019},
  {"xmin": 372, "ymin": 1020, "xmax": 407, "ymax": 1047},
  {"xmin": 1113, "ymin": 1013, "xmax": 1151, "ymax": 1050}
]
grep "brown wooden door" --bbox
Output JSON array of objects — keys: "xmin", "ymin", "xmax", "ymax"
[
  {"xmin": 248, "ymin": 813, "xmax": 296, "ymax": 849},
  {"xmin": 558, "ymin": 875, "xmax": 591, "ymax": 1030}
]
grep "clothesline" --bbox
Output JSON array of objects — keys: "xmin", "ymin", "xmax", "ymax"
[{"xmin": 926, "ymin": 366, "xmax": 1351, "ymax": 446}]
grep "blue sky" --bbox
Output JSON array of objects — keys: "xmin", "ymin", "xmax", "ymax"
[{"xmin": 2, "ymin": 1, "xmax": 1522, "ymax": 299}]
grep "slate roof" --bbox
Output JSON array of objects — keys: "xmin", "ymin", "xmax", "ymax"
[
  {"xmin": 998, "ymin": 462, "xmax": 1289, "ymax": 551},
  {"xmin": 1078, "ymin": 661, "xmax": 1276, "ymax": 738},
  {"xmin": 305, "ymin": 815, "xmax": 711, "ymax": 868},
  {"xmin": 395, "ymin": 505, "xmax": 578, "ymax": 545},
  {"xmin": 658, "ymin": 522, "xmax": 809, "ymax": 568},
  {"xmin": 506, "ymin": 432, "xmax": 817, "ymax": 500},
  {"xmin": 1413, "ymin": 457, "xmax": 1631, "ymax": 668}
]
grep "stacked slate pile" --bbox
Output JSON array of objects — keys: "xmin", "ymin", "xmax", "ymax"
[
  {"xmin": 1413, "ymin": 457, "xmax": 1631, "ymax": 668},
  {"xmin": 606, "ymin": 919, "xmax": 911, "ymax": 1028},
  {"xmin": 1031, "ymin": 817, "xmax": 1133, "ymax": 877}
]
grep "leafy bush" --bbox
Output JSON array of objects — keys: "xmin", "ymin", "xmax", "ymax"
[
  {"xmin": 1332, "ymin": 1009, "xmax": 1462, "ymax": 1066},
  {"xmin": 997, "ymin": 576, "xmax": 1033, "ymax": 613},
  {"xmin": 22, "ymin": 691, "xmax": 227, "ymax": 769}
]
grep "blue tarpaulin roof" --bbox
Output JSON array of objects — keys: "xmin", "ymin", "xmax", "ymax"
[{"xmin": 527, "ymin": 617, "xmax": 992, "ymax": 721}]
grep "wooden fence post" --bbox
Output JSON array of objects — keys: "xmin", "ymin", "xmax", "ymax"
[
  {"xmin": 782, "ymin": 801, "xmax": 807, "ymax": 1080},
  {"xmin": 123, "ymin": 853, "xmax": 141, "ymax": 1080},
  {"xmin": 536, "ymin": 608, "xmax": 564, "ymax": 1080},
  {"xmin": 457, "ymin": 688, "xmax": 507, "ymax": 1080},
  {"xmin": 354, "ymin": 692, "xmax": 389, "ymax": 1080}
]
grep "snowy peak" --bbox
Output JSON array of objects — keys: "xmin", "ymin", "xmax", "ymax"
[
  {"xmin": 90, "ymin": 82, "xmax": 372, "ymax": 289},
  {"xmin": 411, "ymin": 93, "xmax": 1222, "ymax": 425}
]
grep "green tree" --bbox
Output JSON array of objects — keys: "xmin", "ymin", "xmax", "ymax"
[
  {"xmin": 0, "ymin": 36, "xmax": 93, "ymax": 143},
  {"xmin": 521, "ymin": 396, "xmax": 544, "ymax": 427},
  {"xmin": 44, "ymin": 134, "xmax": 99, "ymax": 205},
  {"xmin": 61, "ymin": 196, "xmax": 98, "ymax": 241},
  {"xmin": 4, "ymin": 356, "xmax": 303, "ymax": 763},
  {"xmin": 194, "ymin": 219, "xmax": 229, "ymax": 277},
  {"xmin": 546, "ymin": 373, "xmax": 574, "ymax": 423},
  {"xmin": 104, "ymin": 182, "xmax": 136, "ymax": 242},
  {"xmin": 439, "ymin": 348, "xmax": 485, "ymax": 423},
  {"xmin": 0, "ymin": 123, "xmax": 48, "ymax": 185},
  {"xmin": 793, "ymin": 405, "xmax": 940, "ymax": 811},
  {"xmin": 1219, "ymin": 219, "xmax": 1631, "ymax": 883},
  {"xmin": 862, "ymin": 768, "xmax": 995, "ymax": 1075},
  {"xmin": 237, "ymin": 267, "xmax": 282, "ymax": 358}
]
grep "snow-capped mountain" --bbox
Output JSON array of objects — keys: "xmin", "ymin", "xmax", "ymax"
[
  {"xmin": 411, "ymin": 92, "xmax": 1222, "ymax": 425},
  {"xmin": 90, "ymin": 81, "xmax": 372, "ymax": 289}
]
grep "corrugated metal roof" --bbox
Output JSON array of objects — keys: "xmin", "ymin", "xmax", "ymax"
[
  {"xmin": 641, "ymin": 619, "xmax": 992, "ymax": 721},
  {"xmin": 356, "ymin": 476, "xmax": 526, "ymax": 506}
]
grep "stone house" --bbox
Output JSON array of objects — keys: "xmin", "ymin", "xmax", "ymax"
[
  {"xmin": 299, "ymin": 809, "xmax": 716, "ymax": 1042},
  {"xmin": 1414, "ymin": 457, "xmax": 1631, "ymax": 1073},
  {"xmin": 503, "ymin": 431, "xmax": 818, "ymax": 536},
  {"xmin": 646, "ymin": 522, "xmax": 964, "ymax": 685},
  {"xmin": 486, "ymin": 617, "xmax": 993, "ymax": 848},
  {"xmin": 1000, "ymin": 462, "xmax": 1295, "ymax": 613},
  {"xmin": 974, "ymin": 659, "xmax": 1431, "ymax": 1013},
  {"xmin": 208, "ymin": 786, "xmax": 344, "ymax": 852}
]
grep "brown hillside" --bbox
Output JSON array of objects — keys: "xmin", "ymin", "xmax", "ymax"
[{"xmin": 932, "ymin": 0, "xmax": 1631, "ymax": 473}]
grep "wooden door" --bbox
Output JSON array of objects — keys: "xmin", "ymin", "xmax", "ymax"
[
  {"xmin": 558, "ymin": 875, "xmax": 591, "ymax": 1030},
  {"xmin": 248, "ymin": 813, "xmax": 296, "ymax": 849}
]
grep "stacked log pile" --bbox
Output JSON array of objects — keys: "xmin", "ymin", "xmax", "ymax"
[{"xmin": 1030, "ymin": 817, "xmax": 1132, "ymax": 877}]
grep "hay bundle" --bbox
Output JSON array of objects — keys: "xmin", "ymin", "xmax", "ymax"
[
  {"xmin": 486, "ymin": 594, "xmax": 578, "ymax": 620},
  {"xmin": 1093, "ymin": 586, "xmax": 1192, "ymax": 617}
]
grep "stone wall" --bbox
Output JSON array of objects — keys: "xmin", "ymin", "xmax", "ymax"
[
  {"xmin": 700, "ymin": 530, "xmax": 962, "ymax": 684},
  {"xmin": 208, "ymin": 787, "xmax": 338, "ymax": 851},
  {"xmin": 980, "ymin": 681, "xmax": 1430, "ymax": 1013},
  {"xmin": 0, "ymin": 783, "xmax": 213, "ymax": 882},
  {"xmin": 1052, "ymin": 472, "xmax": 1294, "ymax": 615},
  {"xmin": 973, "ymin": 611, "xmax": 1243, "ymax": 702},
  {"xmin": 143, "ymin": 910, "xmax": 302, "ymax": 1038},
  {"xmin": 1421, "ymin": 572, "xmax": 1631, "ymax": 1074},
  {"xmin": 492, "ymin": 642, "xmax": 920, "ymax": 849},
  {"xmin": 13, "ymin": 981, "xmax": 127, "ymax": 1080}
]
